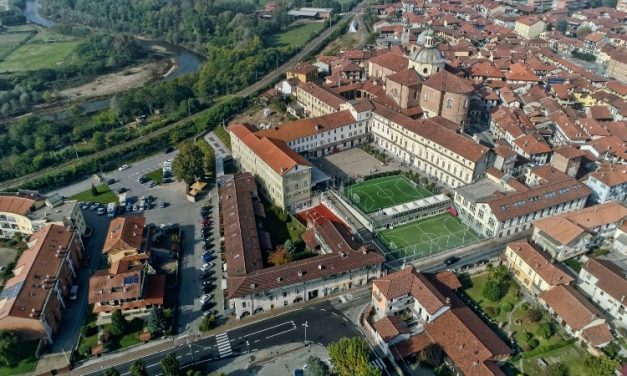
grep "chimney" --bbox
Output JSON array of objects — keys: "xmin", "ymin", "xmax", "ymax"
[
  {"xmin": 250, "ymin": 283, "xmax": 256, "ymax": 289},
  {"xmin": 318, "ymin": 264, "xmax": 323, "ymax": 270},
  {"xmin": 297, "ymin": 270, "xmax": 303, "ymax": 277},
  {"xmin": 276, "ymin": 277, "xmax": 282, "ymax": 282}
]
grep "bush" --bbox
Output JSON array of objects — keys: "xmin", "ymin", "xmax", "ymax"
[
  {"xmin": 528, "ymin": 339, "xmax": 540, "ymax": 350},
  {"xmin": 527, "ymin": 307, "xmax": 543, "ymax": 323},
  {"xmin": 80, "ymin": 324, "xmax": 97, "ymax": 337},
  {"xmin": 482, "ymin": 279, "xmax": 504, "ymax": 301},
  {"xmin": 536, "ymin": 321, "xmax": 554, "ymax": 339},
  {"xmin": 522, "ymin": 332, "xmax": 533, "ymax": 342},
  {"xmin": 520, "ymin": 303, "xmax": 529, "ymax": 311},
  {"xmin": 501, "ymin": 303, "xmax": 513, "ymax": 313},
  {"xmin": 485, "ymin": 306, "xmax": 500, "ymax": 318}
]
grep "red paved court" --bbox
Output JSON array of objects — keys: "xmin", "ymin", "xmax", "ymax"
[{"xmin": 296, "ymin": 204, "xmax": 347, "ymax": 228}]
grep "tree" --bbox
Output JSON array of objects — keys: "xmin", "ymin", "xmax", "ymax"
[
  {"xmin": 199, "ymin": 314, "xmax": 217, "ymax": 332},
  {"xmin": 172, "ymin": 141, "xmax": 205, "ymax": 186},
  {"xmin": 91, "ymin": 183, "xmax": 98, "ymax": 196},
  {"xmin": 527, "ymin": 306, "xmax": 543, "ymax": 323},
  {"xmin": 92, "ymin": 131, "xmax": 106, "ymax": 150},
  {"xmin": 329, "ymin": 337, "xmax": 380, "ymax": 376},
  {"xmin": 160, "ymin": 352, "xmax": 180, "ymax": 376},
  {"xmin": 284, "ymin": 239, "xmax": 296, "ymax": 255},
  {"xmin": 202, "ymin": 142, "xmax": 216, "ymax": 176},
  {"xmin": 556, "ymin": 19, "xmax": 568, "ymax": 33},
  {"xmin": 130, "ymin": 360, "xmax": 148, "ymax": 376},
  {"xmin": 418, "ymin": 344, "xmax": 445, "ymax": 368},
  {"xmin": 0, "ymin": 330, "xmax": 20, "ymax": 367},
  {"xmin": 104, "ymin": 368, "xmax": 120, "ymax": 376},
  {"xmin": 546, "ymin": 362, "xmax": 568, "ymax": 376},
  {"xmin": 268, "ymin": 246, "xmax": 293, "ymax": 266},
  {"xmin": 536, "ymin": 321, "xmax": 554, "ymax": 339},
  {"xmin": 147, "ymin": 306, "xmax": 167, "ymax": 336},
  {"xmin": 305, "ymin": 356, "xmax": 330, "ymax": 376},
  {"xmin": 109, "ymin": 309, "xmax": 127, "ymax": 337},
  {"xmin": 583, "ymin": 354, "xmax": 619, "ymax": 376},
  {"xmin": 482, "ymin": 279, "xmax": 503, "ymax": 301}
]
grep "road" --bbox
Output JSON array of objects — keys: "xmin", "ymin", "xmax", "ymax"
[
  {"xmin": 73, "ymin": 300, "xmax": 365, "ymax": 376},
  {"xmin": 0, "ymin": 4, "xmax": 363, "ymax": 192}
]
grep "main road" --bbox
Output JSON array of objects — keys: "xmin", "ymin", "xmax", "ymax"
[{"xmin": 0, "ymin": 4, "xmax": 363, "ymax": 192}]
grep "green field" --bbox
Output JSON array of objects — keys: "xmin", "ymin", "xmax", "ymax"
[
  {"xmin": 379, "ymin": 213, "xmax": 481, "ymax": 259},
  {"xmin": 71, "ymin": 184, "xmax": 118, "ymax": 204},
  {"xmin": 268, "ymin": 22, "xmax": 326, "ymax": 48},
  {"xmin": 0, "ymin": 32, "xmax": 33, "ymax": 58},
  {"xmin": 0, "ymin": 40, "xmax": 79, "ymax": 72},
  {"xmin": 344, "ymin": 175, "xmax": 432, "ymax": 214}
]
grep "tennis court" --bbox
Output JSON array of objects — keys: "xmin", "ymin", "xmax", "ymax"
[
  {"xmin": 379, "ymin": 213, "xmax": 481, "ymax": 260},
  {"xmin": 344, "ymin": 175, "xmax": 432, "ymax": 214}
]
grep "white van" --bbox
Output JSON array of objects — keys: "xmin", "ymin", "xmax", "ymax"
[
  {"xmin": 69, "ymin": 285, "xmax": 78, "ymax": 300},
  {"xmin": 107, "ymin": 202, "xmax": 117, "ymax": 217}
]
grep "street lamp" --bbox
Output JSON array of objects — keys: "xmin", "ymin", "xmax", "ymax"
[
  {"xmin": 246, "ymin": 339, "xmax": 250, "ymax": 355},
  {"xmin": 187, "ymin": 339, "xmax": 195, "ymax": 366},
  {"xmin": 303, "ymin": 321, "xmax": 309, "ymax": 345}
]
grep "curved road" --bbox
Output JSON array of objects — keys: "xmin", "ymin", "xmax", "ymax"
[{"xmin": 0, "ymin": 4, "xmax": 363, "ymax": 192}]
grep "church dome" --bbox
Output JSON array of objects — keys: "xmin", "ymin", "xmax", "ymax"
[{"xmin": 410, "ymin": 28, "xmax": 446, "ymax": 65}]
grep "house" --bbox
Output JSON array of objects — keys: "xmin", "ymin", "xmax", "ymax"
[
  {"xmin": 539, "ymin": 284, "xmax": 615, "ymax": 348},
  {"xmin": 370, "ymin": 267, "xmax": 512, "ymax": 375},
  {"xmin": 287, "ymin": 7, "xmax": 332, "ymax": 19},
  {"xmin": 0, "ymin": 225, "xmax": 84, "ymax": 343},
  {"xmin": 454, "ymin": 168, "xmax": 591, "ymax": 238},
  {"xmin": 549, "ymin": 146, "xmax": 585, "ymax": 178},
  {"xmin": 294, "ymin": 81, "xmax": 346, "ymax": 117},
  {"xmin": 583, "ymin": 163, "xmax": 627, "ymax": 204},
  {"xmin": 607, "ymin": 50, "xmax": 627, "ymax": 82},
  {"xmin": 102, "ymin": 216, "xmax": 152, "ymax": 266},
  {"xmin": 613, "ymin": 223, "xmax": 627, "ymax": 255},
  {"xmin": 229, "ymin": 125, "xmax": 313, "ymax": 211},
  {"xmin": 0, "ymin": 193, "xmax": 86, "ymax": 239},
  {"xmin": 514, "ymin": 17, "xmax": 546, "ymax": 40},
  {"xmin": 578, "ymin": 258, "xmax": 627, "ymax": 328},
  {"xmin": 367, "ymin": 52, "xmax": 409, "ymax": 81},
  {"xmin": 532, "ymin": 202, "xmax": 627, "ymax": 260},
  {"xmin": 286, "ymin": 62, "xmax": 319, "ymax": 83},
  {"xmin": 505, "ymin": 240, "xmax": 574, "ymax": 294},
  {"xmin": 419, "ymin": 70, "xmax": 475, "ymax": 126}
]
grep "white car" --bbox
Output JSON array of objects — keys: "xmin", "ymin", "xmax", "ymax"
[
  {"xmin": 97, "ymin": 207, "xmax": 106, "ymax": 215},
  {"xmin": 200, "ymin": 263, "xmax": 214, "ymax": 272},
  {"xmin": 118, "ymin": 164, "xmax": 130, "ymax": 171},
  {"xmin": 199, "ymin": 294, "xmax": 213, "ymax": 304}
]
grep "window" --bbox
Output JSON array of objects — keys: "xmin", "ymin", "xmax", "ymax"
[{"xmin": 446, "ymin": 98, "xmax": 453, "ymax": 108}]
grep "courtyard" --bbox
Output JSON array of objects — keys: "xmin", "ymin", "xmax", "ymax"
[
  {"xmin": 379, "ymin": 213, "xmax": 481, "ymax": 260},
  {"xmin": 344, "ymin": 175, "xmax": 432, "ymax": 214},
  {"xmin": 313, "ymin": 147, "xmax": 402, "ymax": 182}
]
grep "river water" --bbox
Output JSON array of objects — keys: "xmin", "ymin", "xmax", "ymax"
[{"xmin": 22, "ymin": 0, "xmax": 204, "ymax": 119}]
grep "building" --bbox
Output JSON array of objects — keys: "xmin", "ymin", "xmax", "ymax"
[
  {"xmin": 583, "ymin": 164, "xmax": 627, "ymax": 204},
  {"xmin": 454, "ymin": 168, "xmax": 591, "ymax": 238},
  {"xmin": 255, "ymin": 104, "xmax": 371, "ymax": 159},
  {"xmin": 514, "ymin": 17, "xmax": 546, "ymax": 40},
  {"xmin": 539, "ymin": 284, "xmax": 615, "ymax": 348},
  {"xmin": 618, "ymin": 0, "xmax": 627, "ymax": 12},
  {"xmin": 102, "ymin": 216, "xmax": 152, "ymax": 266},
  {"xmin": 0, "ymin": 225, "xmax": 84, "ymax": 343},
  {"xmin": 367, "ymin": 52, "xmax": 409, "ymax": 81},
  {"xmin": 504, "ymin": 240, "xmax": 574, "ymax": 294},
  {"xmin": 385, "ymin": 68, "xmax": 423, "ymax": 110},
  {"xmin": 229, "ymin": 124, "xmax": 313, "ymax": 211},
  {"xmin": 88, "ymin": 263, "xmax": 165, "ymax": 316},
  {"xmin": 0, "ymin": 193, "xmax": 86, "ymax": 239},
  {"xmin": 370, "ymin": 267, "xmax": 512, "ymax": 375},
  {"xmin": 419, "ymin": 70, "xmax": 474, "ymax": 126},
  {"xmin": 370, "ymin": 102, "xmax": 491, "ymax": 189},
  {"xmin": 549, "ymin": 146, "xmax": 585, "ymax": 178},
  {"xmin": 294, "ymin": 81, "xmax": 346, "ymax": 118},
  {"xmin": 221, "ymin": 173, "xmax": 384, "ymax": 319},
  {"xmin": 286, "ymin": 62, "xmax": 319, "ymax": 83},
  {"xmin": 408, "ymin": 29, "xmax": 446, "ymax": 78},
  {"xmin": 287, "ymin": 7, "xmax": 332, "ymax": 19},
  {"xmin": 532, "ymin": 202, "xmax": 627, "ymax": 260},
  {"xmin": 579, "ymin": 258, "xmax": 627, "ymax": 328},
  {"xmin": 608, "ymin": 50, "xmax": 627, "ymax": 82}
]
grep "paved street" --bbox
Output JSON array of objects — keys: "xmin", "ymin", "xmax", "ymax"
[{"xmin": 74, "ymin": 299, "xmax": 368, "ymax": 376}]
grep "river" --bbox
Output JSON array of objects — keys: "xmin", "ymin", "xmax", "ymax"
[{"xmin": 22, "ymin": 0, "xmax": 204, "ymax": 119}]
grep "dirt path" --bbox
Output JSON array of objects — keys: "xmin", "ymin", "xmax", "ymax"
[{"xmin": 60, "ymin": 59, "xmax": 172, "ymax": 99}]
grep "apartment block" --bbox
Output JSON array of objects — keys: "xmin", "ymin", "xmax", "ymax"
[{"xmin": 578, "ymin": 258, "xmax": 627, "ymax": 328}]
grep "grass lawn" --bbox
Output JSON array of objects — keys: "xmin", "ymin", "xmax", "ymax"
[
  {"xmin": 71, "ymin": 183, "xmax": 118, "ymax": 204},
  {"xmin": 0, "ymin": 340, "xmax": 38, "ymax": 376},
  {"xmin": 564, "ymin": 258, "xmax": 582, "ymax": 273},
  {"xmin": 0, "ymin": 40, "xmax": 79, "ymax": 72},
  {"xmin": 259, "ymin": 198, "xmax": 306, "ymax": 249},
  {"xmin": 78, "ymin": 331, "xmax": 98, "ymax": 357},
  {"xmin": 344, "ymin": 175, "xmax": 432, "ymax": 214},
  {"xmin": 0, "ymin": 32, "xmax": 33, "ymax": 58},
  {"xmin": 509, "ymin": 304, "xmax": 567, "ymax": 352},
  {"xmin": 521, "ymin": 343, "xmax": 588, "ymax": 376},
  {"xmin": 214, "ymin": 125, "xmax": 231, "ymax": 149},
  {"xmin": 379, "ymin": 213, "xmax": 481, "ymax": 260},
  {"xmin": 462, "ymin": 272, "xmax": 519, "ymax": 324},
  {"xmin": 268, "ymin": 22, "xmax": 326, "ymax": 48},
  {"xmin": 146, "ymin": 168, "xmax": 163, "ymax": 184}
]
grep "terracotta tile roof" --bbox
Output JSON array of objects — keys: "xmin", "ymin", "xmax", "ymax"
[
  {"xmin": 255, "ymin": 110, "xmax": 356, "ymax": 142},
  {"xmin": 563, "ymin": 202, "xmax": 627, "ymax": 231},
  {"xmin": 0, "ymin": 225, "xmax": 78, "ymax": 321},
  {"xmin": 434, "ymin": 271, "xmax": 462, "ymax": 290},
  {"xmin": 373, "ymin": 266, "xmax": 416, "ymax": 300},
  {"xmin": 92, "ymin": 274, "xmax": 165, "ymax": 314},
  {"xmin": 102, "ymin": 216, "xmax": 146, "ymax": 254},
  {"xmin": 288, "ymin": 62, "xmax": 318, "ymax": 75},
  {"xmin": 296, "ymin": 81, "xmax": 346, "ymax": 110},
  {"xmin": 373, "ymin": 267, "xmax": 449, "ymax": 314},
  {"xmin": 0, "ymin": 195, "xmax": 35, "ymax": 216},
  {"xmin": 89, "ymin": 266, "xmax": 144, "ymax": 304},
  {"xmin": 423, "ymin": 70, "xmax": 475, "ymax": 94},
  {"xmin": 220, "ymin": 173, "xmax": 263, "ymax": 278},
  {"xmin": 605, "ymin": 122, "xmax": 627, "ymax": 141},
  {"xmin": 606, "ymin": 81, "xmax": 627, "ymax": 96},
  {"xmin": 394, "ymin": 332, "xmax": 434, "ymax": 358},
  {"xmin": 513, "ymin": 134, "xmax": 552, "ymax": 155},
  {"xmin": 368, "ymin": 52, "xmax": 409, "ymax": 74},
  {"xmin": 582, "ymin": 258, "xmax": 627, "ymax": 305},
  {"xmin": 505, "ymin": 62, "xmax": 540, "ymax": 82},
  {"xmin": 386, "ymin": 68, "xmax": 422, "ymax": 87},
  {"xmin": 229, "ymin": 124, "xmax": 312, "ymax": 176},
  {"xmin": 553, "ymin": 146, "xmax": 585, "ymax": 159},
  {"xmin": 539, "ymin": 284, "xmax": 604, "ymax": 331},
  {"xmin": 577, "ymin": 118, "xmax": 610, "ymax": 138},
  {"xmin": 586, "ymin": 163, "xmax": 627, "ymax": 187},
  {"xmin": 581, "ymin": 323, "xmax": 615, "ymax": 347},
  {"xmin": 589, "ymin": 105, "xmax": 613, "ymax": 121},
  {"xmin": 551, "ymin": 113, "xmax": 587, "ymax": 142},
  {"xmin": 228, "ymin": 247, "xmax": 384, "ymax": 298},
  {"xmin": 374, "ymin": 315, "xmax": 410, "ymax": 342},
  {"xmin": 506, "ymin": 240, "xmax": 574, "ymax": 286},
  {"xmin": 533, "ymin": 216, "xmax": 586, "ymax": 245},
  {"xmin": 469, "ymin": 61, "xmax": 505, "ymax": 79}
]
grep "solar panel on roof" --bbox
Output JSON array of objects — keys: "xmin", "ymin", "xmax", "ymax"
[
  {"xmin": 0, "ymin": 281, "xmax": 24, "ymax": 299},
  {"xmin": 123, "ymin": 275, "xmax": 139, "ymax": 285}
]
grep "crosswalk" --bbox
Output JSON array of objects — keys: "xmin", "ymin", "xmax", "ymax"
[
  {"xmin": 370, "ymin": 358, "xmax": 385, "ymax": 370},
  {"xmin": 216, "ymin": 332, "xmax": 232, "ymax": 358}
]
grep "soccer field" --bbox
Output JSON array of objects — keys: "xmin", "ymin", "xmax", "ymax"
[
  {"xmin": 379, "ymin": 213, "xmax": 481, "ymax": 260},
  {"xmin": 344, "ymin": 175, "xmax": 432, "ymax": 214}
]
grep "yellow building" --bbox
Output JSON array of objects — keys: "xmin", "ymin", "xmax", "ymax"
[
  {"xmin": 294, "ymin": 81, "xmax": 346, "ymax": 118},
  {"xmin": 505, "ymin": 240, "xmax": 574, "ymax": 294},
  {"xmin": 229, "ymin": 124, "xmax": 312, "ymax": 211},
  {"xmin": 286, "ymin": 62, "xmax": 319, "ymax": 83},
  {"xmin": 514, "ymin": 17, "xmax": 546, "ymax": 40},
  {"xmin": 102, "ymin": 216, "xmax": 151, "ymax": 266}
]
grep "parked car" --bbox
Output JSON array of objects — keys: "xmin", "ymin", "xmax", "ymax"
[
  {"xmin": 89, "ymin": 203, "xmax": 100, "ymax": 210},
  {"xmin": 97, "ymin": 207, "xmax": 106, "ymax": 215},
  {"xmin": 164, "ymin": 146, "xmax": 174, "ymax": 154},
  {"xmin": 117, "ymin": 187, "xmax": 128, "ymax": 194},
  {"xmin": 443, "ymin": 256, "xmax": 460, "ymax": 266},
  {"xmin": 200, "ymin": 263, "xmax": 214, "ymax": 272},
  {"xmin": 159, "ymin": 201, "xmax": 167, "ymax": 208},
  {"xmin": 199, "ymin": 294, "xmax": 213, "ymax": 305},
  {"xmin": 138, "ymin": 176, "xmax": 149, "ymax": 184},
  {"xmin": 148, "ymin": 181, "xmax": 157, "ymax": 188},
  {"xmin": 202, "ymin": 253, "xmax": 216, "ymax": 263},
  {"xmin": 81, "ymin": 201, "xmax": 92, "ymax": 210},
  {"xmin": 119, "ymin": 164, "xmax": 129, "ymax": 171}
]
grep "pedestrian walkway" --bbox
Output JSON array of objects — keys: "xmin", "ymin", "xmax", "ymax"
[
  {"xmin": 216, "ymin": 332, "xmax": 233, "ymax": 358},
  {"xmin": 370, "ymin": 358, "xmax": 386, "ymax": 369}
]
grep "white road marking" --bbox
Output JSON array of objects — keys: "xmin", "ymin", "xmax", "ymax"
[
  {"xmin": 242, "ymin": 321, "xmax": 295, "ymax": 337},
  {"xmin": 265, "ymin": 325, "xmax": 297, "ymax": 339}
]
